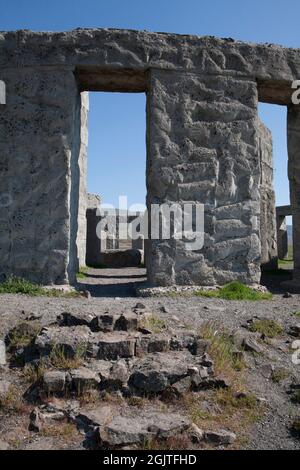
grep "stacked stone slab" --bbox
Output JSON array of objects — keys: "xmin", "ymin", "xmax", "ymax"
[{"xmin": 0, "ymin": 29, "xmax": 300, "ymax": 287}]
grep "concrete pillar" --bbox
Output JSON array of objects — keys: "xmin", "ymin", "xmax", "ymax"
[{"xmin": 282, "ymin": 107, "xmax": 300, "ymax": 291}]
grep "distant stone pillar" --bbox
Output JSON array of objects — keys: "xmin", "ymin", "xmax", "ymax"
[
  {"xmin": 276, "ymin": 214, "xmax": 288, "ymax": 260},
  {"xmin": 132, "ymin": 236, "xmax": 144, "ymax": 251},
  {"xmin": 86, "ymin": 209, "xmax": 102, "ymax": 267},
  {"xmin": 282, "ymin": 106, "xmax": 300, "ymax": 291},
  {"xmin": 258, "ymin": 120, "xmax": 278, "ymax": 270}
]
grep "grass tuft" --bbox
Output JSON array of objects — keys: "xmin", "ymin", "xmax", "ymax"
[
  {"xmin": 0, "ymin": 276, "xmax": 81, "ymax": 298},
  {"xmin": 249, "ymin": 319, "xmax": 283, "ymax": 338},
  {"xmin": 77, "ymin": 267, "xmax": 88, "ymax": 279},
  {"xmin": 195, "ymin": 282, "xmax": 272, "ymax": 301},
  {"xmin": 0, "ymin": 384, "xmax": 27, "ymax": 414},
  {"xmin": 140, "ymin": 314, "xmax": 166, "ymax": 333},
  {"xmin": 49, "ymin": 344, "xmax": 86, "ymax": 370},
  {"xmin": 6, "ymin": 322, "xmax": 40, "ymax": 350},
  {"xmin": 200, "ymin": 321, "xmax": 245, "ymax": 374},
  {"xmin": 271, "ymin": 368, "xmax": 289, "ymax": 384}
]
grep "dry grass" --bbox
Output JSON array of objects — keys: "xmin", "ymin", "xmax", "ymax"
[
  {"xmin": 140, "ymin": 314, "xmax": 166, "ymax": 333},
  {"xmin": 271, "ymin": 368, "xmax": 290, "ymax": 383},
  {"xmin": 0, "ymin": 384, "xmax": 28, "ymax": 414},
  {"xmin": 174, "ymin": 322, "xmax": 265, "ymax": 447},
  {"xmin": 49, "ymin": 344, "xmax": 86, "ymax": 370},
  {"xmin": 23, "ymin": 360, "xmax": 47, "ymax": 384},
  {"xmin": 249, "ymin": 319, "xmax": 283, "ymax": 338},
  {"xmin": 6, "ymin": 322, "xmax": 40, "ymax": 350},
  {"xmin": 200, "ymin": 322, "xmax": 245, "ymax": 377},
  {"xmin": 181, "ymin": 389, "xmax": 262, "ymax": 447},
  {"xmin": 41, "ymin": 421, "xmax": 78, "ymax": 439}
]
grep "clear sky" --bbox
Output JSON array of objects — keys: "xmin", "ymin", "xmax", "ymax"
[{"xmin": 1, "ymin": 0, "xmax": 299, "ymax": 211}]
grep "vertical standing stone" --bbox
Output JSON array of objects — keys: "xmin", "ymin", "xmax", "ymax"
[
  {"xmin": 282, "ymin": 107, "xmax": 300, "ymax": 291},
  {"xmin": 276, "ymin": 208, "xmax": 289, "ymax": 260},
  {"xmin": 76, "ymin": 92, "xmax": 89, "ymax": 270},
  {"xmin": 258, "ymin": 120, "xmax": 277, "ymax": 270},
  {"xmin": 146, "ymin": 70, "xmax": 260, "ymax": 286},
  {"xmin": 0, "ymin": 69, "xmax": 80, "ymax": 285}
]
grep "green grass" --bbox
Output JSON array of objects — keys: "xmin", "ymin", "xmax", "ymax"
[
  {"xmin": 249, "ymin": 319, "xmax": 283, "ymax": 338},
  {"xmin": 0, "ymin": 276, "xmax": 81, "ymax": 298},
  {"xmin": 77, "ymin": 267, "xmax": 88, "ymax": 279},
  {"xmin": 278, "ymin": 259, "xmax": 294, "ymax": 269},
  {"xmin": 195, "ymin": 282, "xmax": 272, "ymax": 301},
  {"xmin": 200, "ymin": 321, "xmax": 245, "ymax": 373},
  {"xmin": 293, "ymin": 311, "xmax": 300, "ymax": 318}
]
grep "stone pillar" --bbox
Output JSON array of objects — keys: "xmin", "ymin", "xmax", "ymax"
[
  {"xmin": 76, "ymin": 92, "xmax": 89, "ymax": 269},
  {"xmin": 86, "ymin": 208, "xmax": 102, "ymax": 266},
  {"xmin": 146, "ymin": 70, "xmax": 260, "ymax": 286},
  {"xmin": 276, "ymin": 214, "xmax": 288, "ymax": 260},
  {"xmin": 282, "ymin": 106, "xmax": 300, "ymax": 291},
  {"xmin": 258, "ymin": 120, "xmax": 277, "ymax": 270},
  {"xmin": 132, "ymin": 236, "xmax": 144, "ymax": 251},
  {"xmin": 0, "ymin": 68, "xmax": 81, "ymax": 285}
]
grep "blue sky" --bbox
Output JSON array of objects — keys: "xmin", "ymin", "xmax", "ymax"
[{"xmin": 1, "ymin": 0, "xmax": 299, "ymax": 211}]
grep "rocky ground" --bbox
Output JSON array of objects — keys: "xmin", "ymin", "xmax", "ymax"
[{"xmin": 0, "ymin": 267, "xmax": 299, "ymax": 451}]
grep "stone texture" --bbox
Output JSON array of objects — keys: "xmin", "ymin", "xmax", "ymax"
[
  {"xmin": 76, "ymin": 92, "xmax": 89, "ymax": 269},
  {"xmin": 97, "ymin": 409, "xmax": 190, "ymax": 448},
  {"xmin": 258, "ymin": 120, "xmax": 277, "ymax": 270},
  {"xmin": 204, "ymin": 429, "xmax": 236, "ymax": 446},
  {"xmin": 69, "ymin": 367, "xmax": 100, "ymax": 392},
  {"xmin": 35, "ymin": 326, "xmax": 91, "ymax": 358},
  {"xmin": 128, "ymin": 351, "xmax": 211, "ymax": 394},
  {"xmin": 0, "ymin": 379, "xmax": 11, "ymax": 400},
  {"xmin": 43, "ymin": 370, "xmax": 66, "ymax": 394},
  {"xmin": 96, "ymin": 332, "xmax": 136, "ymax": 360},
  {"xmin": 0, "ymin": 340, "xmax": 6, "ymax": 365},
  {"xmin": 281, "ymin": 107, "xmax": 300, "ymax": 292},
  {"xmin": 146, "ymin": 70, "xmax": 261, "ymax": 286}
]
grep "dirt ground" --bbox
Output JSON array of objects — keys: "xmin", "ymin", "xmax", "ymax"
[{"xmin": 0, "ymin": 267, "xmax": 299, "ymax": 450}]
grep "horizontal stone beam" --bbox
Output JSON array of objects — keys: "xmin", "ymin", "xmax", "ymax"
[
  {"xmin": 1, "ymin": 29, "xmax": 300, "ymax": 86},
  {"xmin": 276, "ymin": 205, "xmax": 292, "ymax": 217}
]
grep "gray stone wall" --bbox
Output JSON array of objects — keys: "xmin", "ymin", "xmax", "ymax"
[{"xmin": 258, "ymin": 120, "xmax": 277, "ymax": 270}]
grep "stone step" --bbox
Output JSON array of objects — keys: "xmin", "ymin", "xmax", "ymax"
[{"xmin": 57, "ymin": 310, "xmax": 153, "ymax": 333}]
